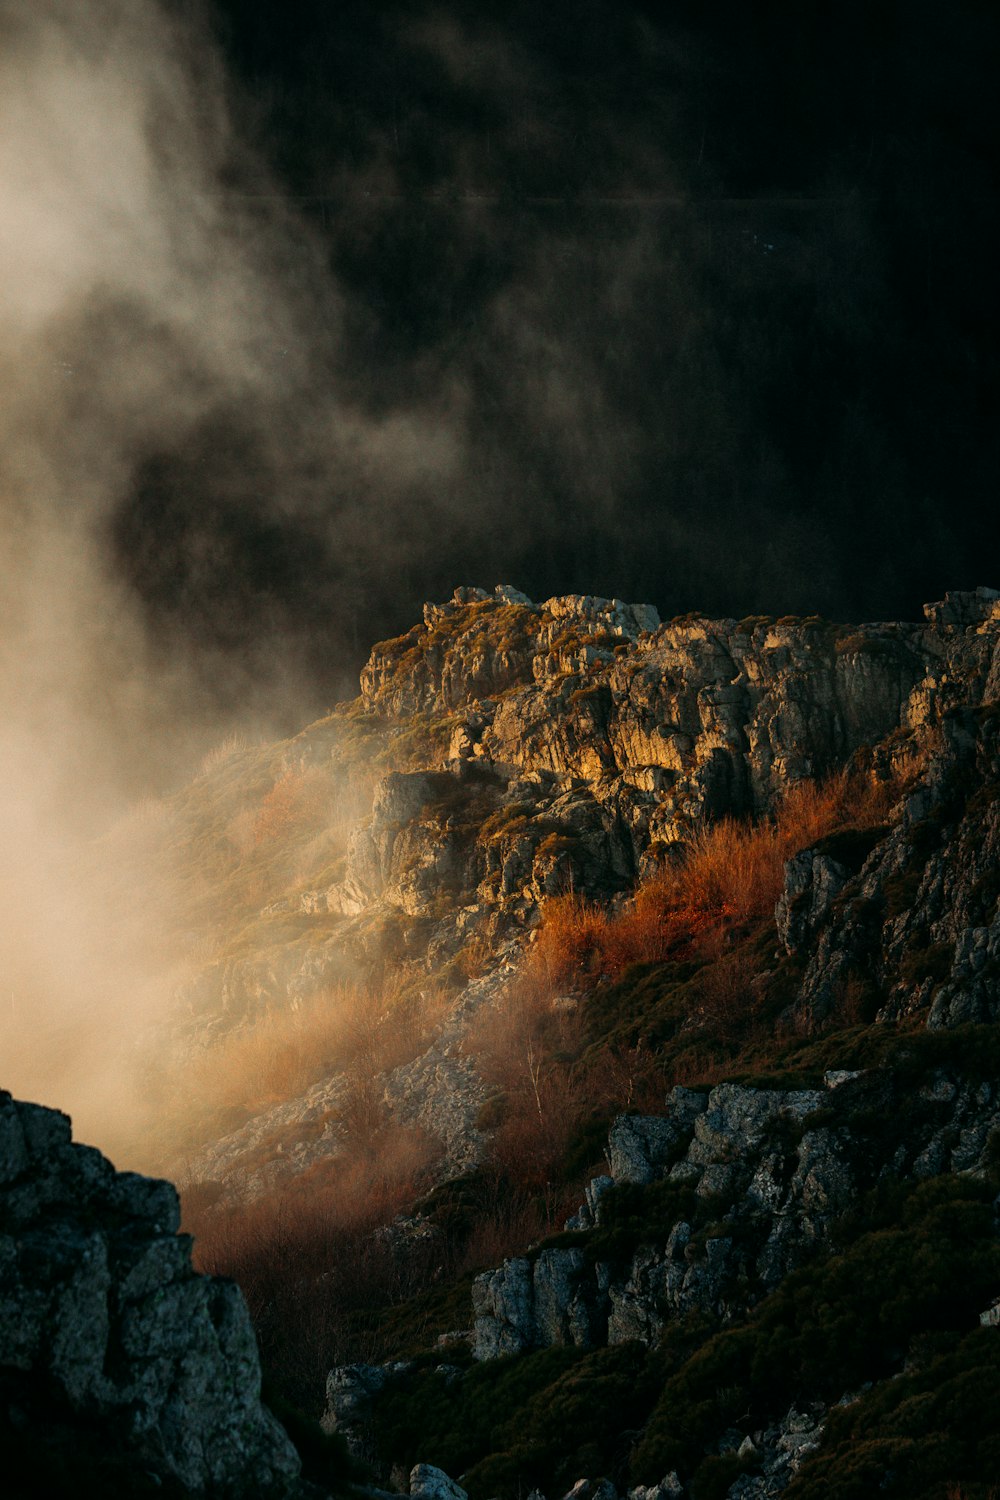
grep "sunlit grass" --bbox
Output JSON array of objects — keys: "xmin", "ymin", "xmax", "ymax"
[{"xmin": 532, "ymin": 770, "xmax": 902, "ymax": 990}]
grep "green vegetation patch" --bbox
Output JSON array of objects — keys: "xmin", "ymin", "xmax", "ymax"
[
  {"xmin": 577, "ymin": 919, "xmax": 803, "ymax": 1078},
  {"xmin": 631, "ymin": 1173, "xmax": 1000, "ymax": 1485},
  {"xmin": 371, "ymin": 1171, "xmax": 1000, "ymax": 1500},
  {"xmin": 367, "ymin": 1274, "xmax": 481, "ymax": 1363},
  {"xmin": 787, "ymin": 1327, "xmax": 1000, "ymax": 1500},
  {"xmin": 529, "ymin": 1177, "xmax": 698, "ymax": 1269},
  {"xmin": 374, "ymin": 1342, "xmax": 658, "ymax": 1500}
]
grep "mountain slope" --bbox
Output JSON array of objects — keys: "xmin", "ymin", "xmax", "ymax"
[{"xmin": 62, "ymin": 582, "xmax": 1000, "ymax": 1494}]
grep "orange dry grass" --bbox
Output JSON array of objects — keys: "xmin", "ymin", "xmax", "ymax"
[
  {"xmin": 670, "ymin": 772, "xmax": 894, "ymax": 918},
  {"xmin": 182, "ymin": 977, "xmax": 450, "ymax": 1115},
  {"xmin": 186, "ymin": 1123, "xmax": 442, "ymax": 1400},
  {"xmin": 251, "ymin": 766, "xmax": 333, "ymax": 845},
  {"xmin": 534, "ymin": 771, "xmax": 900, "ymax": 989}
]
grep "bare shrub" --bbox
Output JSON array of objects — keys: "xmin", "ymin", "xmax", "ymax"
[
  {"xmin": 586, "ymin": 1040, "xmax": 668, "ymax": 1115},
  {"xmin": 692, "ymin": 947, "xmax": 758, "ymax": 1044},
  {"xmin": 530, "ymin": 893, "xmax": 616, "ymax": 989},
  {"xmin": 487, "ymin": 1066, "xmax": 584, "ymax": 1195},
  {"xmin": 457, "ymin": 1179, "xmax": 553, "ymax": 1272}
]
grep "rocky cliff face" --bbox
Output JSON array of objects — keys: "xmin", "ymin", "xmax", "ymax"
[
  {"xmin": 471, "ymin": 1062, "xmax": 1000, "ymax": 1361},
  {"xmin": 13, "ymin": 583, "xmax": 1000, "ymax": 1498},
  {"xmin": 302, "ymin": 586, "xmax": 1000, "ymax": 1500},
  {"xmin": 0, "ymin": 1091, "xmax": 303, "ymax": 1496},
  {"xmin": 175, "ymin": 584, "xmax": 1000, "ymax": 1200},
  {"xmin": 345, "ymin": 583, "xmax": 1000, "ymax": 938}
]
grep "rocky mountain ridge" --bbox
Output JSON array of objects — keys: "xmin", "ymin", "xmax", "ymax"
[
  {"xmin": 174, "ymin": 584, "xmax": 1000, "ymax": 1201},
  {"xmin": 293, "ymin": 585, "xmax": 1000, "ymax": 1500},
  {"xmin": 11, "ymin": 583, "xmax": 1000, "ymax": 1497}
]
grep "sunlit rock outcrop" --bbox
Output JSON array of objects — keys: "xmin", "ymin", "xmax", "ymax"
[{"xmin": 171, "ymin": 584, "xmax": 1000, "ymax": 1206}]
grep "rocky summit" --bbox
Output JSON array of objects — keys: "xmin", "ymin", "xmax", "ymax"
[{"xmin": 10, "ymin": 584, "xmax": 1000, "ymax": 1499}]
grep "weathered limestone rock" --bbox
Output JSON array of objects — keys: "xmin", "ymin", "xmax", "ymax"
[
  {"xmin": 322, "ymin": 1362, "xmax": 392, "ymax": 1437},
  {"xmin": 362, "ymin": 591, "xmax": 929, "ymax": 819},
  {"xmin": 775, "ymin": 847, "xmax": 852, "ymax": 954},
  {"xmin": 627, "ymin": 1476, "xmax": 684, "ymax": 1500},
  {"xmin": 721, "ymin": 1403, "xmax": 828, "ymax": 1498},
  {"xmin": 471, "ymin": 1247, "xmax": 608, "ymax": 1359},
  {"xmin": 687, "ymin": 1084, "xmax": 825, "ymax": 1165},
  {"xmin": 410, "ymin": 1463, "xmax": 469, "ymax": 1500},
  {"xmin": 472, "ymin": 1060, "xmax": 1000, "ymax": 1363},
  {"xmin": 578, "ymin": 1173, "xmax": 615, "ymax": 1228},
  {"xmin": 560, "ymin": 1480, "xmax": 619, "ymax": 1500},
  {"xmin": 608, "ymin": 1093, "xmax": 707, "ymax": 1184},
  {"xmin": 929, "ymin": 923, "xmax": 1000, "ymax": 1028},
  {"xmin": 785, "ymin": 704, "xmax": 1000, "ymax": 1033},
  {"xmin": 533, "ymin": 1247, "xmax": 597, "ymax": 1347},
  {"xmin": 472, "ymin": 1256, "xmax": 536, "ymax": 1358},
  {"xmin": 0, "ymin": 1092, "xmax": 301, "ymax": 1496},
  {"xmin": 923, "ymin": 586, "xmax": 1000, "ymax": 630}
]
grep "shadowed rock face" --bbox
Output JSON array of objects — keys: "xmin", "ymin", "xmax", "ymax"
[
  {"xmin": 469, "ymin": 1066, "xmax": 999, "ymax": 1360},
  {"xmin": 0, "ymin": 1091, "xmax": 302, "ymax": 1497}
]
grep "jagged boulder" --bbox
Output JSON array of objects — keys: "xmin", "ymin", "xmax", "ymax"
[
  {"xmin": 0, "ymin": 1092, "xmax": 302, "ymax": 1496},
  {"xmin": 607, "ymin": 1093, "xmax": 707, "ymax": 1185},
  {"xmin": 322, "ymin": 1362, "xmax": 393, "ymax": 1441},
  {"xmin": 775, "ymin": 847, "xmax": 853, "ymax": 954},
  {"xmin": 627, "ymin": 1477, "xmax": 683, "ymax": 1500},
  {"xmin": 410, "ymin": 1463, "xmax": 469, "ymax": 1500},
  {"xmin": 471, "ymin": 1256, "xmax": 536, "ymax": 1358}
]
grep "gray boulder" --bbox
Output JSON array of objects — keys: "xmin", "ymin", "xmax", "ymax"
[
  {"xmin": 627, "ymin": 1477, "xmax": 683, "ymax": 1500},
  {"xmin": 410, "ymin": 1463, "xmax": 469, "ymax": 1500},
  {"xmin": 0, "ymin": 1091, "xmax": 301, "ymax": 1496}
]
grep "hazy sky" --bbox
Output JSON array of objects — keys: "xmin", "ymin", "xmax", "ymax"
[
  {"xmin": 1, "ymin": 0, "xmax": 998, "ymax": 743},
  {"xmin": 180, "ymin": 1, "xmax": 1000, "ymax": 668}
]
